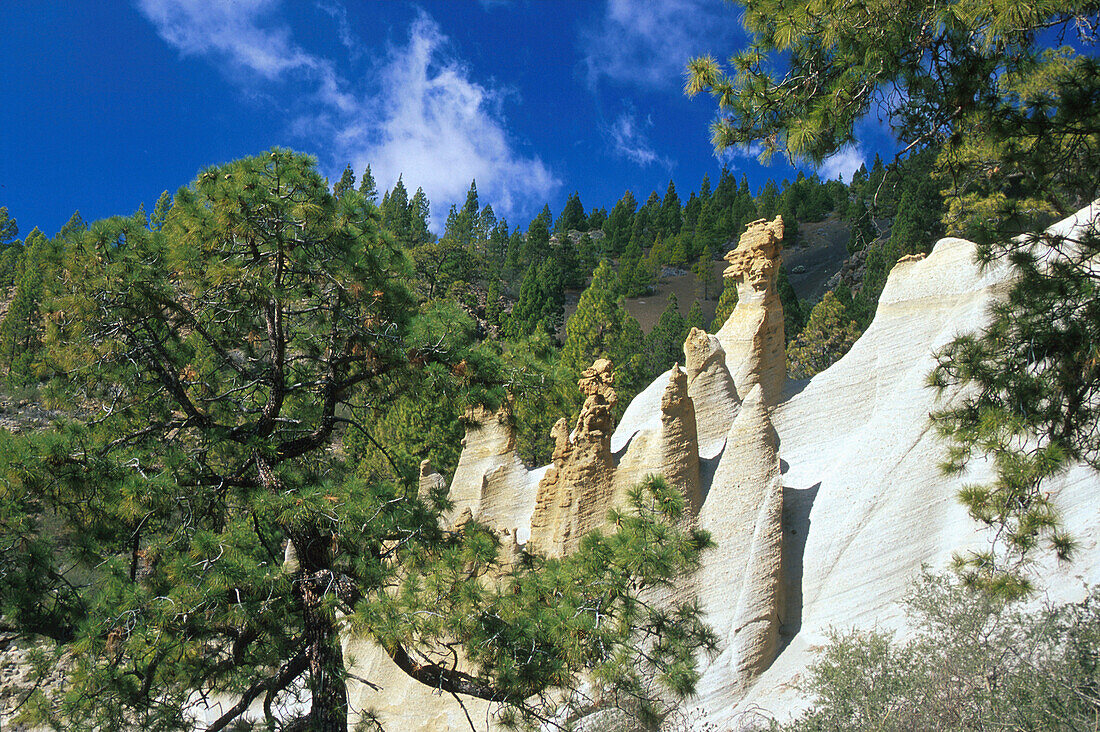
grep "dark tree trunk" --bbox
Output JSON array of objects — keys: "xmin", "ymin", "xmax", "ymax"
[
  {"xmin": 302, "ymin": 597, "xmax": 348, "ymax": 731},
  {"xmin": 291, "ymin": 527, "xmax": 349, "ymax": 732}
]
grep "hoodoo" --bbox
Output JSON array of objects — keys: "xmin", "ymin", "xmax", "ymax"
[{"xmin": 345, "ymin": 205, "xmax": 1100, "ymax": 730}]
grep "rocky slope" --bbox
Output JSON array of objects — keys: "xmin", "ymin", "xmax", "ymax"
[{"xmin": 343, "ymin": 206, "xmax": 1100, "ymax": 730}]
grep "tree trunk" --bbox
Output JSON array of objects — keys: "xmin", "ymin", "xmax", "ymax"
[
  {"xmin": 302, "ymin": 598, "xmax": 348, "ymax": 732},
  {"xmin": 292, "ymin": 528, "xmax": 349, "ymax": 732}
]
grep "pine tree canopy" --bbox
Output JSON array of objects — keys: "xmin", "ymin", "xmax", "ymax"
[
  {"xmin": 0, "ymin": 206, "xmax": 19, "ymax": 247},
  {"xmin": 0, "ymin": 150, "xmax": 716, "ymax": 730}
]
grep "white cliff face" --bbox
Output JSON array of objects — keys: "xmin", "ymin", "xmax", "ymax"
[
  {"xmin": 347, "ymin": 205, "xmax": 1100, "ymax": 731},
  {"xmin": 692, "ymin": 206, "xmax": 1100, "ymax": 729}
]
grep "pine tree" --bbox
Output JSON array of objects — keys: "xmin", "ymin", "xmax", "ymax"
[
  {"xmin": 587, "ymin": 206, "xmax": 607, "ymax": 231},
  {"xmin": 333, "ymin": 164, "xmax": 356, "ymax": 198},
  {"xmin": 0, "ymin": 152, "xmax": 716, "ymax": 730},
  {"xmin": 521, "ymin": 208, "xmax": 552, "ymax": 266},
  {"xmin": 846, "ymin": 197, "xmax": 875, "ymax": 254},
  {"xmin": 0, "ymin": 242, "xmax": 21, "ymax": 288},
  {"xmin": 0, "ymin": 228, "xmax": 51, "ymax": 380},
  {"xmin": 777, "ymin": 264, "xmax": 805, "ymax": 343},
  {"xmin": 659, "ymin": 180, "xmax": 682, "ymax": 238},
  {"xmin": 0, "ymin": 206, "xmax": 17, "ymax": 247},
  {"xmin": 644, "ymin": 294, "xmax": 688, "ymax": 380},
  {"xmin": 381, "ymin": 176, "xmax": 410, "ymax": 236},
  {"xmin": 692, "ymin": 260, "xmax": 717, "ymax": 300},
  {"xmin": 557, "ymin": 231, "xmax": 583, "ymax": 289},
  {"xmin": 577, "ymin": 232, "xmax": 599, "ymax": 274},
  {"xmin": 757, "ymin": 179, "xmax": 780, "ymax": 219},
  {"xmin": 686, "ymin": 300, "xmax": 705, "ymax": 333},
  {"xmin": 556, "ymin": 191, "xmax": 587, "ymax": 233},
  {"xmin": 562, "ymin": 261, "xmax": 644, "ymax": 381},
  {"xmin": 786, "ymin": 291, "xmax": 862, "ymax": 379},
  {"xmin": 150, "ymin": 190, "xmax": 173, "ymax": 231},
  {"xmin": 358, "ymin": 164, "xmax": 378, "ymax": 203},
  {"xmin": 485, "ymin": 278, "xmax": 503, "ymax": 328},
  {"xmin": 710, "ymin": 277, "xmax": 738, "ymax": 331},
  {"xmin": 603, "ymin": 191, "xmax": 638, "ymax": 257},
  {"xmin": 56, "ymin": 210, "xmax": 87, "ymax": 242},
  {"xmin": 504, "ymin": 265, "xmax": 544, "ymax": 339}
]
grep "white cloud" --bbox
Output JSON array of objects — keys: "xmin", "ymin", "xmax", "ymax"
[
  {"xmin": 817, "ymin": 146, "xmax": 866, "ymax": 183},
  {"xmin": 135, "ymin": 1, "xmax": 557, "ymax": 228},
  {"xmin": 315, "ymin": 0, "xmax": 361, "ymax": 59},
  {"xmin": 718, "ymin": 143, "xmax": 766, "ymax": 165},
  {"xmin": 607, "ymin": 112, "xmax": 667, "ymax": 167},
  {"xmin": 580, "ymin": 0, "xmax": 742, "ymax": 90},
  {"xmin": 340, "ymin": 15, "xmax": 558, "ymax": 227},
  {"xmin": 137, "ymin": 0, "xmax": 318, "ymax": 80}
]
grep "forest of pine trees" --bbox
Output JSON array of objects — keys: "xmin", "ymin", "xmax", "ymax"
[{"xmin": 0, "ymin": 155, "xmax": 945, "ymax": 468}]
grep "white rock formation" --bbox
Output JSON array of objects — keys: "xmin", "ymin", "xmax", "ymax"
[
  {"xmin": 345, "ymin": 204, "xmax": 1100, "ymax": 731},
  {"xmin": 716, "ymin": 216, "xmax": 787, "ymax": 404}
]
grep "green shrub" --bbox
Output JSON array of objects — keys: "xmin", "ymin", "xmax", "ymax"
[{"xmin": 781, "ymin": 572, "xmax": 1100, "ymax": 731}]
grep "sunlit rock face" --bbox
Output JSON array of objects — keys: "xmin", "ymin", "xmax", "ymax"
[
  {"xmin": 716, "ymin": 216, "xmax": 787, "ymax": 406},
  {"xmin": 346, "ymin": 204, "xmax": 1100, "ymax": 731},
  {"xmin": 528, "ymin": 358, "xmax": 618, "ymax": 557}
]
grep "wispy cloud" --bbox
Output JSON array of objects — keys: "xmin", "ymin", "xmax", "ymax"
[
  {"xmin": 339, "ymin": 15, "xmax": 558, "ymax": 225},
  {"xmin": 137, "ymin": 0, "xmax": 321, "ymax": 80},
  {"xmin": 315, "ymin": 0, "xmax": 361, "ymax": 59},
  {"xmin": 136, "ymin": 1, "xmax": 557, "ymax": 227},
  {"xmin": 580, "ymin": 0, "xmax": 743, "ymax": 90},
  {"xmin": 818, "ymin": 146, "xmax": 866, "ymax": 183},
  {"xmin": 607, "ymin": 111, "xmax": 667, "ymax": 168}
]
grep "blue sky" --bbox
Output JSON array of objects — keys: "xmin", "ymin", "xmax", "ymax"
[{"xmin": 1, "ymin": 1, "xmax": 885, "ymax": 237}]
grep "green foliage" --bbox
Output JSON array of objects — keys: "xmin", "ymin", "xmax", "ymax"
[
  {"xmin": 333, "ymin": 163, "xmax": 356, "ymax": 198},
  {"xmin": 504, "ymin": 259, "xmax": 565, "ymax": 340},
  {"xmin": 348, "ymin": 301, "xmax": 478, "ymax": 484},
  {"xmin": 782, "ymin": 572, "xmax": 1100, "ymax": 731},
  {"xmin": 685, "ymin": 300, "xmax": 705, "ymax": 334},
  {"xmin": 688, "ymin": 0, "xmax": 1099, "ymax": 586},
  {"xmin": 930, "ymin": 223, "xmax": 1100, "ymax": 593},
  {"xmin": 685, "ymin": 0, "xmax": 1098, "ymax": 186},
  {"xmin": 501, "ymin": 333, "xmax": 582, "ymax": 467},
  {"xmin": 777, "ymin": 265, "xmax": 805, "ymax": 344},
  {"xmin": 356, "ymin": 475, "xmax": 718, "ymax": 731},
  {"xmin": 845, "ymin": 198, "xmax": 875, "ymax": 254},
  {"xmin": 659, "ymin": 180, "xmax": 682, "ymax": 238},
  {"xmin": 617, "ymin": 238, "xmax": 655, "ymax": 298},
  {"xmin": 603, "ymin": 190, "xmax": 637, "ymax": 258},
  {"xmin": 0, "ymin": 151, "xmax": 718, "ymax": 731},
  {"xmin": 778, "ymin": 172, "xmax": 834, "ymax": 223},
  {"xmin": 756, "ymin": 180, "xmax": 779, "ymax": 220},
  {"xmin": 149, "ymin": 191, "xmax": 173, "ymax": 231},
  {"xmin": 562, "ymin": 260, "xmax": 646, "ymax": 399},
  {"xmin": 710, "ymin": 277, "xmax": 738, "ymax": 332},
  {"xmin": 643, "ymin": 295, "xmax": 688, "ymax": 381},
  {"xmin": 0, "ymin": 241, "xmax": 22, "ymax": 288},
  {"xmin": 358, "ymin": 163, "xmax": 378, "ymax": 204},
  {"xmin": 555, "ymin": 190, "xmax": 588, "ymax": 233},
  {"xmin": 786, "ymin": 291, "xmax": 862, "ymax": 379},
  {"xmin": 485, "ymin": 279, "xmax": 503, "ymax": 328},
  {"xmin": 0, "ymin": 228, "xmax": 57, "ymax": 383},
  {"xmin": 587, "ymin": 206, "xmax": 607, "ymax": 231},
  {"xmin": 0, "ymin": 206, "xmax": 18, "ymax": 247},
  {"xmin": 691, "ymin": 259, "xmax": 717, "ymax": 301}
]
